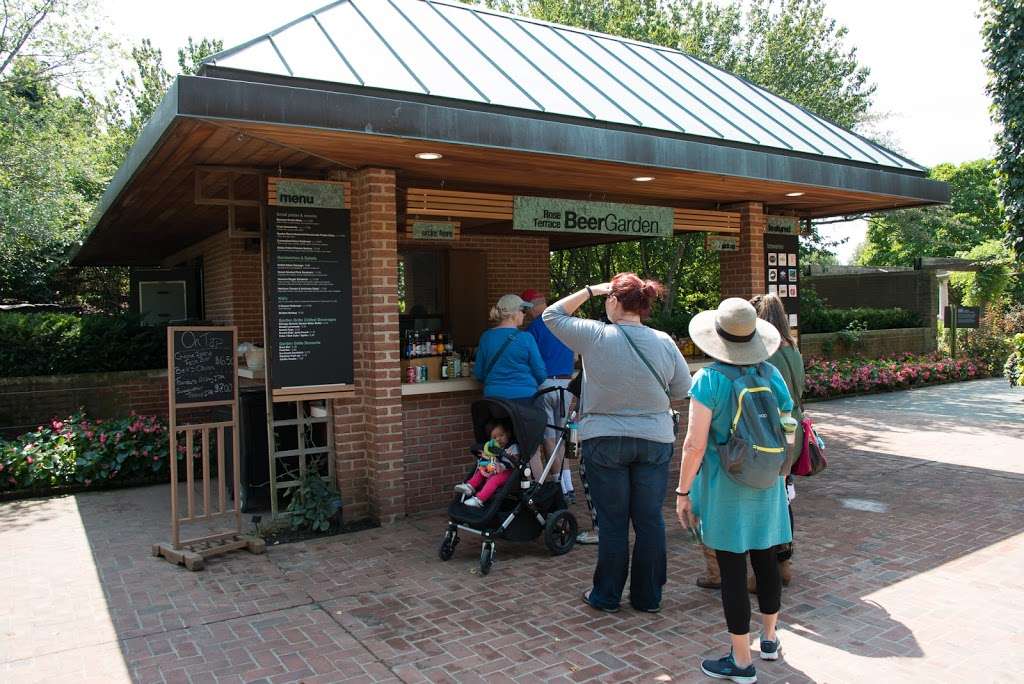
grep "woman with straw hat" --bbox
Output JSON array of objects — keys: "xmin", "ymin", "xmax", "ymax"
[{"xmin": 676, "ymin": 298, "xmax": 794, "ymax": 683}]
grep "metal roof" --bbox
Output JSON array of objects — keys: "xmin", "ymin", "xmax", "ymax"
[{"xmin": 203, "ymin": 0, "xmax": 924, "ymax": 174}]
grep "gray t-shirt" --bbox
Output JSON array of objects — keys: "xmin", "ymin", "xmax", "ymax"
[{"xmin": 543, "ymin": 303, "xmax": 692, "ymax": 443}]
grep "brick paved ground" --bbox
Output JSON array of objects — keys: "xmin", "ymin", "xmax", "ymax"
[{"xmin": 2, "ymin": 378, "xmax": 1023, "ymax": 683}]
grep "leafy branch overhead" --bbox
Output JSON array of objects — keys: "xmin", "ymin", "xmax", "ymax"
[
  {"xmin": 982, "ymin": 0, "xmax": 1024, "ymax": 262},
  {"xmin": 0, "ymin": 0, "xmax": 221, "ymax": 304}
]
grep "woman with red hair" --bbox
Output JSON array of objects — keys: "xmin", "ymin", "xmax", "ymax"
[{"xmin": 543, "ymin": 273, "xmax": 691, "ymax": 613}]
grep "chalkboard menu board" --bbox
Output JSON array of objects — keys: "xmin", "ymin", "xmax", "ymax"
[
  {"xmin": 266, "ymin": 180, "xmax": 354, "ymax": 393},
  {"xmin": 764, "ymin": 233, "xmax": 800, "ymax": 328},
  {"xmin": 169, "ymin": 327, "xmax": 236, "ymax": 405}
]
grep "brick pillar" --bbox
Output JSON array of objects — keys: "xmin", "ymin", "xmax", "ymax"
[
  {"xmin": 719, "ymin": 202, "xmax": 766, "ymax": 300},
  {"xmin": 349, "ymin": 168, "xmax": 404, "ymax": 522}
]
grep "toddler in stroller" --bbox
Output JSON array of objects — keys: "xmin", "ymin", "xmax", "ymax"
[
  {"xmin": 454, "ymin": 420, "xmax": 520, "ymax": 507},
  {"xmin": 439, "ymin": 385, "xmax": 579, "ymax": 575}
]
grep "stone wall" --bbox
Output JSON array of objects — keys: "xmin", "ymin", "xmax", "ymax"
[
  {"xmin": 0, "ymin": 370, "xmax": 168, "ymax": 436},
  {"xmin": 799, "ymin": 327, "xmax": 937, "ymax": 359}
]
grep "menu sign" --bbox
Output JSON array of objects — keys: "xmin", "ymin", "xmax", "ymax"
[
  {"xmin": 764, "ymin": 233, "xmax": 800, "ymax": 328},
  {"xmin": 513, "ymin": 197, "xmax": 673, "ymax": 238},
  {"xmin": 266, "ymin": 180, "xmax": 354, "ymax": 392},
  {"xmin": 169, "ymin": 328, "xmax": 235, "ymax": 405}
]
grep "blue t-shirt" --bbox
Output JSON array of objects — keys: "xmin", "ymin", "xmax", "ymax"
[
  {"xmin": 474, "ymin": 328, "xmax": 547, "ymax": 399},
  {"xmin": 526, "ymin": 317, "xmax": 574, "ymax": 377},
  {"xmin": 688, "ymin": 363, "xmax": 793, "ymax": 553}
]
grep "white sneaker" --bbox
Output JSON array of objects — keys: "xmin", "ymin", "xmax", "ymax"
[
  {"xmin": 454, "ymin": 483, "xmax": 474, "ymax": 495},
  {"xmin": 576, "ymin": 530, "xmax": 599, "ymax": 544},
  {"xmin": 464, "ymin": 496, "xmax": 484, "ymax": 508}
]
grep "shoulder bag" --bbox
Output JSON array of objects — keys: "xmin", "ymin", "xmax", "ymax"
[
  {"xmin": 617, "ymin": 325, "xmax": 681, "ymax": 437},
  {"xmin": 779, "ymin": 350, "xmax": 827, "ymax": 477}
]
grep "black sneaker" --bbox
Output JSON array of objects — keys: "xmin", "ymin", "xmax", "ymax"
[
  {"xmin": 759, "ymin": 633, "xmax": 780, "ymax": 661},
  {"xmin": 700, "ymin": 652, "xmax": 756, "ymax": 683}
]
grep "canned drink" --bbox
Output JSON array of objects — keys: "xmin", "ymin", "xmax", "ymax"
[
  {"xmin": 419, "ymin": 365, "xmax": 428, "ymax": 382},
  {"xmin": 406, "ymin": 366, "xmax": 416, "ymax": 384}
]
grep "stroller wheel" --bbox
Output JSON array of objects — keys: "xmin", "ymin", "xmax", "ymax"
[
  {"xmin": 479, "ymin": 542, "xmax": 495, "ymax": 575},
  {"xmin": 438, "ymin": 527, "xmax": 459, "ymax": 561},
  {"xmin": 544, "ymin": 510, "xmax": 578, "ymax": 556}
]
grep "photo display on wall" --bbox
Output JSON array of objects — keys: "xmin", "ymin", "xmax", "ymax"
[{"xmin": 764, "ymin": 233, "xmax": 799, "ymax": 328}]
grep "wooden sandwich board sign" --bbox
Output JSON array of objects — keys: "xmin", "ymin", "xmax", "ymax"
[{"xmin": 152, "ymin": 326, "xmax": 264, "ymax": 571}]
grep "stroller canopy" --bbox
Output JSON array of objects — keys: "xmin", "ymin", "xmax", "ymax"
[{"xmin": 470, "ymin": 397, "xmax": 549, "ymax": 459}]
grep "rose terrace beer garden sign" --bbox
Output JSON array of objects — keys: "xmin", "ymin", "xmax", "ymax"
[{"xmin": 513, "ymin": 197, "xmax": 673, "ymax": 238}]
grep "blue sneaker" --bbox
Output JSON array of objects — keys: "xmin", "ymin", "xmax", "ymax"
[
  {"xmin": 759, "ymin": 633, "xmax": 781, "ymax": 661},
  {"xmin": 700, "ymin": 652, "xmax": 756, "ymax": 683}
]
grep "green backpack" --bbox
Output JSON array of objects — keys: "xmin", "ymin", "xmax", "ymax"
[{"xmin": 711, "ymin": 362, "xmax": 787, "ymax": 490}]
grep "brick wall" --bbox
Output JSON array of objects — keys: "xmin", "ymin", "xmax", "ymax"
[
  {"xmin": 0, "ymin": 370, "xmax": 168, "ymax": 436},
  {"xmin": 402, "ymin": 391, "xmax": 479, "ymax": 512},
  {"xmin": 719, "ymin": 202, "xmax": 766, "ymax": 301},
  {"xmin": 186, "ymin": 232, "xmax": 265, "ymax": 345},
  {"xmin": 800, "ymin": 327, "xmax": 937, "ymax": 359}
]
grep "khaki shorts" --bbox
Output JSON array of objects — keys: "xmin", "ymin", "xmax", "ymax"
[{"xmin": 539, "ymin": 377, "xmax": 572, "ymax": 440}]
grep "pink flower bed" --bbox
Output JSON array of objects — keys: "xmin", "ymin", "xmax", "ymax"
[{"xmin": 805, "ymin": 353, "xmax": 984, "ymax": 400}]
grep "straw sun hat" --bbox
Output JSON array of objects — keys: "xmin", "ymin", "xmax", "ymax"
[{"xmin": 688, "ymin": 298, "xmax": 781, "ymax": 366}]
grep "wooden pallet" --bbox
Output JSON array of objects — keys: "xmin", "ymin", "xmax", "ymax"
[{"xmin": 152, "ymin": 534, "xmax": 265, "ymax": 572}]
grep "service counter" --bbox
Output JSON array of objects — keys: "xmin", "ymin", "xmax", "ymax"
[{"xmin": 398, "ymin": 360, "xmax": 713, "ymax": 396}]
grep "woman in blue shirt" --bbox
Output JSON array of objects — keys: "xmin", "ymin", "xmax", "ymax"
[
  {"xmin": 675, "ymin": 298, "xmax": 793, "ymax": 684},
  {"xmin": 474, "ymin": 294, "xmax": 546, "ymax": 400}
]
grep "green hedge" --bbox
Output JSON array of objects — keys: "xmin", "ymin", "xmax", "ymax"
[
  {"xmin": 801, "ymin": 307, "xmax": 923, "ymax": 334},
  {"xmin": 0, "ymin": 312, "xmax": 166, "ymax": 377}
]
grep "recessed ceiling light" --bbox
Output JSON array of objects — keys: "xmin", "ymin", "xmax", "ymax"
[
  {"xmin": 415, "ymin": 152, "xmax": 443, "ymax": 160},
  {"xmin": 633, "ymin": 176, "xmax": 655, "ymax": 182},
  {"xmin": 785, "ymin": 191, "xmax": 805, "ymax": 197}
]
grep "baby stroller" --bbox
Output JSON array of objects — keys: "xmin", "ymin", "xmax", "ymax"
[{"xmin": 439, "ymin": 384, "xmax": 579, "ymax": 575}]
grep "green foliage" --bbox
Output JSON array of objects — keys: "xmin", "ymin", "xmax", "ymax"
[
  {"xmin": 982, "ymin": 0, "xmax": 1024, "ymax": 260},
  {"xmin": 800, "ymin": 306, "xmax": 922, "ymax": 335},
  {"xmin": 1004, "ymin": 334, "xmax": 1024, "ymax": 387},
  {"xmin": 0, "ymin": 23, "xmax": 220, "ymax": 308},
  {"xmin": 858, "ymin": 160, "xmax": 1005, "ymax": 267},
  {"xmin": 285, "ymin": 472, "xmax": 343, "ymax": 532},
  {"xmin": 952, "ymin": 301, "xmax": 1024, "ymax": 376},
  {"xmin": 0, "ymin": 412, "xmax": 170, "ymax": 494},
  {"xmin": 0, "ymin": 312, "xmax": 165, "ymax": 377},
  {"xmin": 467, "ymin": 0, "xmax": 877, "ymax": 310},
  {"xmin": 949, "ymin": 240, "xmax": 1012, "ymax": 307}
]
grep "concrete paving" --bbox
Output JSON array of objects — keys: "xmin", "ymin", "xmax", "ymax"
[{"xmin": 2, "ymin": 377, "xmax": 1023, "ymax": 683}]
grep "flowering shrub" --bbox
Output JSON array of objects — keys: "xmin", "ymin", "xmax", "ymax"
[
  {"xmin": 1004, "ymin": 333, "xmax": 1024, "ymax": 387},
  {"xmin": 0, "ymin": 412, "xmax": 170, "ymax": 494},
  {"xmin": 804, "ymin": 353, "xmax": 987, "ymax": 400}
]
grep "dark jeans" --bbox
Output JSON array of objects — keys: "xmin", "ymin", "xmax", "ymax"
[
  {"xmin": 582, "ymin": 436, "xmax": 672, "ymax": 610},
  {"xmin": 717, "ymin": 548, "xmax": 782, "ymax": 634}
]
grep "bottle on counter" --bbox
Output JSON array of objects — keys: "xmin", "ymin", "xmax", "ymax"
[{"xmin": 441, "ymin": 351, "xmax": 449, "ymax": 380}]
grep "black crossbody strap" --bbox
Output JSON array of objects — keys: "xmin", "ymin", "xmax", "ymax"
[
  {"xmin": 617, "ymin": 325, "xmax": 670, "ymax": 399},
  {"xmin": 483, "ymin": 330, "xmax": 519, "ymax": 380}
]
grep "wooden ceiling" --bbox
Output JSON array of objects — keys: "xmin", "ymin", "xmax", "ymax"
[{"xmin": 75, "ymin": 116, "xmax": 934, "ymax": 266}]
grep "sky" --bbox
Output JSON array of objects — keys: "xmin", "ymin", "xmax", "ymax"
[{"xmin": 97, "ymin": 0, "xmax": 997, "ymax": 263}]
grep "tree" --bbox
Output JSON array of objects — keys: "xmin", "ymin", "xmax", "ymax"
[
  {"xmin": 104, "ymin": 37, "xmax": 222, "ymax": 165},
  {"xmin": 982, "ymin": 0, "xmax": 1024, "ymax": 261},
  {"xmin": 0, "ymin": 33, "xmax": 221, "ymax": 306},
  {"xmin": 466, "ymin": 0, "xmax": 879, "ymax": 322},
  {"xmin": 857, "ymin": 159, "xmax": 1004, "ymax": 266},
  {"xmin": 0, "ymin": 0, "xmax": 112, "ymax": 84}
]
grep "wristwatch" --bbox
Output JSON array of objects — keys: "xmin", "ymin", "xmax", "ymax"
[{"xmin": 675, "ymin": 489, "xmax": 689, "ymax": 496}]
